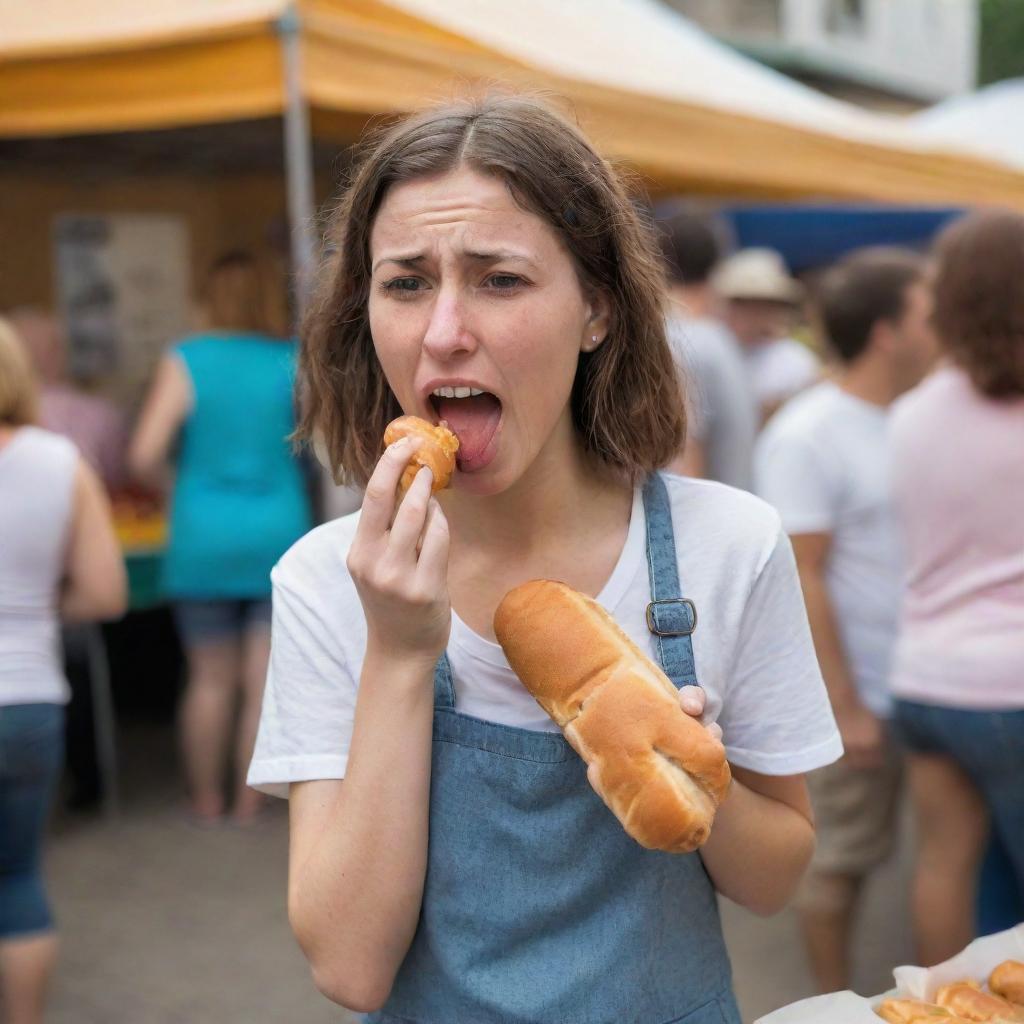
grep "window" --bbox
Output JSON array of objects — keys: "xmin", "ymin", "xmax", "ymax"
[{"xmin": 825, "ymin": 0, "xmax": 866, "ymax": 35}]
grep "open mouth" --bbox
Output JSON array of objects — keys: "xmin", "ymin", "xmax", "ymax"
[{"xmin": 428, "ymin": 387, "xmax": 503, "ymax": 472}]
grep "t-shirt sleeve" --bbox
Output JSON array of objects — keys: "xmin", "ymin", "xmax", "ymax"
[
  {"xmin": 754, "ymin": 429, "xmax": 839, "ymax": 535},
  {"xmin": 718, "ymin": 527, "xmax": 843, "ymax": 775},
  {"xmin": 247, "ymin": 561, "xmax": 359, "ymax": 798}
]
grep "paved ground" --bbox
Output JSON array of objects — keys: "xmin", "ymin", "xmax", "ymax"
[{"xmin": 45, "ymin": 721, "xmax": 913, "ymax": 1023}]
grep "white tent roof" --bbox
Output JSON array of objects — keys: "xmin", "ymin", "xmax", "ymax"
[
  {"xmin": 389, "ymin": 0, "xmax": 965, "ymax": 156},
  {"xmin": 909, "ymin": 78, "xmax": 1024, "ymax": 172}
]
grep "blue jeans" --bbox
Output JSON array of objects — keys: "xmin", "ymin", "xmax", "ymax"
[
  {"xmin": 894, "ymin": 700, "xmax": 1024, "ymax": 899},
  {"xmin": 0, "ymin": 703, "xmax": 65, "ymax": 938}
]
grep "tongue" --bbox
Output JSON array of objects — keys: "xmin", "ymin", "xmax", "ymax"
[{"xmin": 437, "ymin": 394, "xmax": 502, "ymax": 468}]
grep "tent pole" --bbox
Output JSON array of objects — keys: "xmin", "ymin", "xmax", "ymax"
[{"xmin": 278, "ymin": 4, "xmax": 317, "ymax": 324}]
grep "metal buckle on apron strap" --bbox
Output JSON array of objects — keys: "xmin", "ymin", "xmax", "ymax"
[{"xmin": 645, "ymin": 598, "xmax": 697, "ymax": 637}]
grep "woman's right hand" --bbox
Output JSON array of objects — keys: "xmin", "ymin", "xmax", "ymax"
[{"xmin": 347, "ymin": 436, "xmax": 452, "ymax": 667}]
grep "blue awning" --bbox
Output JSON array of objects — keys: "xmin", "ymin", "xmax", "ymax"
[{"xmin": 719, "ymin": 204, "xmax": 964, "ymax": 273}]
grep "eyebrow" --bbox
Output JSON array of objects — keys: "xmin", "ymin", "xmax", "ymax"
[{"xmin": 371, "ymin": 249, "xmax": 537, "ymax": 273}]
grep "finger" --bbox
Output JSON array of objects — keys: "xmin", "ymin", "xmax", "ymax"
[
  {"xmin": 706, "ymin": 722, "xmax": 723, "ymax": 742},
  {"xmin": 678, "ymin": 685, "xmax": 706, "ymax": 718},
  {"xmin": 415, "ymin": 499, "xmax": 450, "ymax": 590},
  {"xmin": 587, "ymin": 761, "xmax": 604, "ymax": 797},
  {"xmin": 388, "ymin": 466, "xmax": 433, "ymax": 554},
  {"xmin": 355, "ymin": 437, "xmax": 421, "ymax": 540}
]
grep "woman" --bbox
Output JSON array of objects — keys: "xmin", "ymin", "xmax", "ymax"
[
  {"xmin": 889, "ymin": 209, "xmax": 1024, "ymax": 966},
  {"xmin": 0, "ymin": 318, "xmax": 126, "ymax": 1024},
  {"xmin": 248, "ymin": 96, "xmax": 842, "ymax": 1022},
  {"xmin": 129, "ymin": 252, "xmax": 311, "ymax": 825}
]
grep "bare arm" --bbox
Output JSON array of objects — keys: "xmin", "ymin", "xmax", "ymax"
[
  {"xmin": 790, "ymin": 532, "xmax": 882, "ymax": 769},
  {"xmin": 699, "ymin": 766, "xmax": 814, "ymax": 916},
  {"xmin": 635, "ymin": 687, "xmax": 810, "ymax": 915},
  {"xmin": 288, "ymin": 652, "xmax": 434, "ymax": 1012},
  {"xmin": 286, "ymin": 438, "xmax": 450, "ymax": 1013},
  {"xmin": 61, "ymin": 459, "xmax": 128, "ymax": 623},
  {"xmin": 127, "ymin": 353, "xmax": 191, "ymax": 489}
]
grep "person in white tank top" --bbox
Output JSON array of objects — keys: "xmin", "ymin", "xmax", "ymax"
[{"xmin": 0, "ymin": 319, "xmax": 126, "ymax": 1024}]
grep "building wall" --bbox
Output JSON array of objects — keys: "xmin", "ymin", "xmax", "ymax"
[
  {"xmin": 665, "ymin": 0, "xmax": 977, "ymax": 102},
  {"xmin": 780, "ymin": 0, "xmax": 977, "ymax": 101}
]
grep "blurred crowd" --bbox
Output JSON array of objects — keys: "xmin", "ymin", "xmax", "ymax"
[{"xmin": 1, "ymin": 204, "xmax": 1022, "ymax": 1022}]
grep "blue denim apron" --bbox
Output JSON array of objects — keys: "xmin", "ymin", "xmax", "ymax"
[{"xmin": 369, "ymin": 474, "xmax": 740, "ymax": 1024}]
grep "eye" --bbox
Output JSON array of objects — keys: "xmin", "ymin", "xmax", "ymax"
[
  {"xmin": 382, "ymin": 277, "xmax": 426, "ymax": 297},
  {"xmin": 485, "ymin": 273, "xmax": 524, "ymax": 292}
]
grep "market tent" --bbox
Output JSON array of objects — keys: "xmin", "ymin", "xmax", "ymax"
[
  {"xmin": 5, "ymin": 0, "xmax": 1024, "ymax": 207},
  {"xmin": 908, "ymin": 78, "xmax": 1024, "ymax": 174}
]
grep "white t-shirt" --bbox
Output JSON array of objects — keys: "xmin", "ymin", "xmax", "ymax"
[
  {"xmin": 667, "ymin": 316, "xmax": 758, "ymax": 491},
  {"xmin": 248, "ymin": 475, "xmax": 842, "ymax": 797},
  {"xmin": 754, "ymin": 382, "xmax": 903, "ymax": 718},
  {"xmin": 0, "ymin": 427, "xmax": 78, "ymax": 707},
  {"xmin": 745, "ymin": 338, "xmax": 820, "ymax": 411}
]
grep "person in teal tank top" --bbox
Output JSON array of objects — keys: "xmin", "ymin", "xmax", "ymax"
[{"xmin": 130, "ymin": 251, "xmax": 311, "ymax": 825}]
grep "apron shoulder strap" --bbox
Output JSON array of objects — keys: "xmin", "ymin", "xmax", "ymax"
[{"xmin": 642, "ymin": 473, "xmax": 699, "ymax": 689}]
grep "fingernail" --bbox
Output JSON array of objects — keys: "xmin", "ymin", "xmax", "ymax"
[{"xmin": 683, "ymin": 698, "xmax": 701, "ymax": 713}]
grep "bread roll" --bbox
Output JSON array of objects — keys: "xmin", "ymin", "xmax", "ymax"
[
  {"xmin": 383, "ymin": 416, "xmax": 459, "ymax": 495},
  {"xmin": 493, "ymin": 579, "xmax": 731, "ymax": 853},
  {"xmin": 876, "ymin": 998, "xmax": 971, "ymax": 1022},
  {"xmin": 991, "ymin": 962, "xmax": 1024, "ymax": 1007},
  {"xmin": 935, "ymin": 981, "xmax": 1024, "ymax": 1022}
]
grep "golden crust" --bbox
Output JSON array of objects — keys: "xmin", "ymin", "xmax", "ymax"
[
  {"xmin": 935, "ymin": 981, "xmax": 1024, "ymax": 1022},
  {"xmin": 383, "ymin": 415, "xmax": 459, "ymax": 494},
  {"xmin": 493, "ymin": 579, "xmax": 731, "ymax": 853},
  {"xmin": 876, "ymin": 998, "xmax": 972, "ymax": 1022},
  {"xmin": 990, "ymin": 962, "xmax": 1024, "ymax": 1007}
]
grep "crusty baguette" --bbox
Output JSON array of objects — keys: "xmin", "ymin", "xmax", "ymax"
[
  {"xmin": 991, "ymin": 962, "xmax": 1024, "ymax": 1007},
  {"xmin": 876, "ymin": 998, "xmax": 972, "ymax": 1022},
  {"xmin": 383, "ymin": 416, "xmax": 459, "ymax": 495},
  {"xmin": 493, "ymin": 579, "xmax": 731, "ymax": 853},
  {"xmin": 935, "ymin": 981, "xmax": 1024, "ymax": 1022}
]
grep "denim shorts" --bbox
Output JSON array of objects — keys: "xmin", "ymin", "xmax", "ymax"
[
  {"xmin": 0, "ymin": 702, "xmax": 65, "ymax": 937},
  {"xmin": 172, "ymin": 598, "xmax": 272, "ymax": 646},
  {"xmin": 893, "ymin": 699, "xmax": 1024, "ymax": 885}
]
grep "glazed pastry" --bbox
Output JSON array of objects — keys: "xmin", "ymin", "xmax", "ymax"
[
  {"xmin": 935, "ymin": 981, "xmax": 1024, "ymax": 1022},
  {"xmin": 383, "ymin": 415, "xmax": 459, "ymax": 495},
  {"xmin": 990, "ymin": 962, "xmax": 1024, "ymax": 1007},
  {"xmin": 876, "ymin": 998, "xmax": 973, "ymax": 1022}
]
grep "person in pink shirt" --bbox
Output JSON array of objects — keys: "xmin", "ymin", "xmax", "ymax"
[
  {"xmin": 889, "ymin": 210, "xmax": 1024, "ymax": 966},
  {"xmin": 7, "ymin": 308, "xmax": 126, "ymax": 492}
]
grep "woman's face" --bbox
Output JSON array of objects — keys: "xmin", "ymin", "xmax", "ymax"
[{"xmin": 368, "ymin": 165, "xmax": 607, "ymax": 496}]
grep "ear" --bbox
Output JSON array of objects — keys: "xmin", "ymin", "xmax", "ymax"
[{"xmin": 580, "ymin": 290, "xmax": 612, "ymax": 353}]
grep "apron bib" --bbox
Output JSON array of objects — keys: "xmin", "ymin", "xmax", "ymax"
[{"xmin": 368, "ymin": 474, "xmax": 740, "ymax": 1024}]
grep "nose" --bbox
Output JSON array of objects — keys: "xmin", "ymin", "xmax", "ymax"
[{"xmin": 422, "ymin": 287, "xmax": 477, "ymax": 361}]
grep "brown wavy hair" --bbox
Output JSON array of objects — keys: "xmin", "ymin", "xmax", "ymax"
[
  {"xmin": 299, "ymin": 93, "xmax": 684, "ymax": 485},
  {"xmin": 932, "ymin": 210, "xmax": 1024, "ymax": 398}
]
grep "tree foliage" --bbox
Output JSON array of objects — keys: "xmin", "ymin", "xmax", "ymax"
[{"xmin": 979, "ymin": 0, "xmax": 1024, "ymax": 85}]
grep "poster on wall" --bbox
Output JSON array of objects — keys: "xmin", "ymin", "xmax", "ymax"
[{"xmin": 53, "ymin": 214, "xmax": 192, "ymax": 409}]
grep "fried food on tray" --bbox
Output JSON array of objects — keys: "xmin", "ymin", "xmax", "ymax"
[{"xmin": 935, "ymin": 980, "xmax": 1024, "ymax": 1022}]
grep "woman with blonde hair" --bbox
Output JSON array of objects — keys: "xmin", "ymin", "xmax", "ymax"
[
  {"xmin": 889, "ymin": 209, "xmax": 1024, "ymax": 965},
  {"xmin": 247, "ymin": 94, "xmax": 842, "ymax": 1022},
  {"xmin": 0, "ymin": 319, "xmax": 125, "ymax": 1024},
  {"xmin": 129, "ymin": 251, "xmax": 311, "ymax": 826}
]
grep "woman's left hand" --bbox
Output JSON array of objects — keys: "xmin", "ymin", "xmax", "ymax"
[{"xmin": 678, "ymin": 686, "xmax": 723, "ymax": 742}]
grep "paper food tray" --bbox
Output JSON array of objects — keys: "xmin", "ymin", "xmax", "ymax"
[
  {"xmin": 893, "ymin": 923, "xmax": 1024, "ymax": 1000},
  {"xmin": 755, "ymin": 988, "xmax": 896, "ymax": 1023},
  {"xmin": 755, "ymin": 923, "xmax": 1024, "ymax": 1023}
]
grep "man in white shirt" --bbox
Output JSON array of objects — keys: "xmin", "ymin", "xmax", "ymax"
[
  {"xmin": 754, "ymin": 248, "xmax": 938, "ymax": 993},
  {"xmin": 653, "ymin": 207, "xmax": 758, "ymax": 490},
  {"xmin": 713, "ymin": 248, "xmax": 821, "ymax": 424}
]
